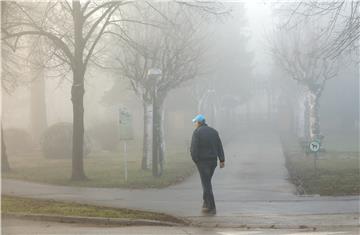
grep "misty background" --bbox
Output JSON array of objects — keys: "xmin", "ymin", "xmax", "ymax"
[{"xmin": 1, "ymin": 1, "xmax": 358, "ymax": 183}]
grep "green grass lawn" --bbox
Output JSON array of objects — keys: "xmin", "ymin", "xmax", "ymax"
[
  {"xmin": 285, "ymin": 152, "xmax": 359, "ymax": 195},
  {"xmin": 2, "ymin": 149, "xmax": 196, "ymax": 188},
  {"xmin": 2, "ymin": 196, "xmax": 185, "ymax": 224},
  {"xmin": 321, "ymin": 130, "xmax": 359, "ymax": 152},
  {"xmin": 281, "ymin": 134, "xmax": 360, "ymax": 196}
]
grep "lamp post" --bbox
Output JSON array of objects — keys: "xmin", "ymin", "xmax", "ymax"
[{"xmin": 147, "ymin": 68, "xmax": 162, "ymax": 177}]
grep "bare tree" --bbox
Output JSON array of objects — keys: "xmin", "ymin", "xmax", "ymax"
[
  {"xmin": 2, "ymin": 1, "xmax": 65, "ymax": 170},
  {"xmin": 1, "ymin": 1, "xmax": 18, "ymax": 172},
  {"xmin": 106, "ymin": 2, "xmax": 210, "ymax": 175},
  {"xmin": 2, "ymin": 1, "xmax": 129, "ymax": 180},
  {"xmin": 1, "ymin": 1, "xmax": 22, "ymax": 94},
  {"xmin": 280, "ymin": 1, "xmax": 360, "ymax": 59},
  {"xmin": 271, "ymin": 23, "xmax": 338, "ymax": 141},
  {"xmin": 1, "ymin": 1, "xmax": 30, "ymax": 171},
  {"xmin": 29, "ymin": 48, "xmax": 48, "ymax": 142}
]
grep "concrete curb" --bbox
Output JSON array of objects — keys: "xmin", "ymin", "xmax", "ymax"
[
  {"xmin": 188, "ymin": 221, "xmax": 360, "ymax": 230},
  {"xmin": 3, "ymin": 213, "xmax": 359, "ymax": 230},
  {"xmin": 2, "ymin": 213, "xmax": 185, "ymax": 227}
]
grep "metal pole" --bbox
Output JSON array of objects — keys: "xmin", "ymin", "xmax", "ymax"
[
  {"xmin": 313, "ymin": 151, "xmax": 318, "ymax": 176},
  {"xmin": 152, "ymin": 86, "xmax": 158, "ymax": 177},
  {"xmin": 124, "ymin": 141, "xmax": 128, "ymax": 182}
]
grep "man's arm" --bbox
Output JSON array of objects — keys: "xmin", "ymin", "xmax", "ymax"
[
  {"xmin": 190, "ymin": 130, "xmax": 199, "ymax": 163},
  {"xmin": 217, "ymin": 133, "xmax": 225, "ymax": 163}
]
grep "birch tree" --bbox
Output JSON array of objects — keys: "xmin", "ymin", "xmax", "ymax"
[
  {"xmin": 2, "ymin": 1, "xmax": 130, "ymax": 180},
  {"xmin": 272, "ymin": 24, "xmax": 338, "ymax": 141}
]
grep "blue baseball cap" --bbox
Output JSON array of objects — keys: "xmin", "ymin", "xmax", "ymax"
[{"xmin": 192, "ymin": 114, "xmax": 206, "ymax": 123}]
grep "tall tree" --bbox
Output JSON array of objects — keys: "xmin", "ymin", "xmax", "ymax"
[
  {"xmin": 281, "ymin": 1, "xmax": 360, "ymax": 59},
  {"xmin": 27, "ymin": 37, "xmax": 49, "ymax": 143},
  {"xmin": 1, "ymin": 1, "xmax": 29, "ymax": 171},
  {"xmin": 103, "ymin": 2, "xmax": 221, "ymax": 175},
  {"xmin": 271, "ymin": 23, "xmax": 338, "ymax": 141},
  {"xmin": 2, "ymin": 1, "xmax": 127, "ymax": 180},
  {"xmin": 1, "ymin": 1, "xmax": 18, "ymax": 172}
]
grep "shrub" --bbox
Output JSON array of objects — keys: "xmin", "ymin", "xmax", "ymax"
[{"xmin": 42, "ymin": 122, "xmax": 91, "ymax": 159}]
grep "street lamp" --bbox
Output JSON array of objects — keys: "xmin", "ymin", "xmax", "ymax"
[
  {"xmin": 147, "ymin": 68, "xmax": 162, "ymax": 177},
  {"xmin": 147, "ymin": 68, "xmax": 162, "ymax": 78}
]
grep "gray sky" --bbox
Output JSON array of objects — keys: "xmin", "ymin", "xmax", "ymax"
[{"xmin": 245, "ymin": 1, "xmax": 274, "ymax": 76}]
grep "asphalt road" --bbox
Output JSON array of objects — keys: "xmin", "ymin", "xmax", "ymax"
[{"xmin": 2, "ymin": 132, "xmax": 359, "ymax": 228}]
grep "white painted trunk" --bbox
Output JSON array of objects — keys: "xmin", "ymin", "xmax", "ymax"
[
  {"xmin": 297, "ymin": 93, "xmax": 306, "ymax": 138},
  {"xmin": 307, "ymin": 90, "xmax": 321, "ymax": 140},
  {"xmin": 143, "ymin": 103, "xmax": 153, "ymax": 169},
  {"xmin": 304, "ymin": 95, "xmax": 310, "ymax": 140},
  {"xmin": 159, "ymin": 101, "xmax": 166, "ymax": 163}
]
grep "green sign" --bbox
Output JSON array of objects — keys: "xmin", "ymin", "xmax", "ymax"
[{"xmin": 119, "ymin": 107, "xmax": 133, "ymax": 140}]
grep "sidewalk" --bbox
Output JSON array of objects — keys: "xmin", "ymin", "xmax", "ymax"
[{"xmin": 2, "ymin": 132, "xmax": 359, "ymax": 228}]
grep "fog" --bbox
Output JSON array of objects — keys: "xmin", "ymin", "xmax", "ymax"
[{"xmin": 1, "ymin": 0, "xmax": 359, "ymax": 210}]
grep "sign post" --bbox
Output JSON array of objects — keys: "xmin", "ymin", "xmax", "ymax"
[
  {"xmin": 118, "ymin": 106, "xmax": 133, "ymax": 183},
  {"xmin": 309, "ymin": 140, "xmax": 321, "ymax": 175},
  {"xmin": 123, "ymin": 141, "xmax": 128, "ymax": 182}
]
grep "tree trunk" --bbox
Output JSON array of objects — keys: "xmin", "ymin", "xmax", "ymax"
[
  {"xmin": 71, "ymin": 1, "xmax": 87, "ymax": 181},
  {"xmin": 141, "ymin": 102, "xmax": 152, "ymax": 170},
  {"xmin": 297, "ymin": 94, "xmax": 306, "ymax": 138},
  {"xmin": 30, "ymin": 70, "xmax": 48, "ymax": 143},
  {"xmin": 158, "ymin": 98, "xmax": 166, "ymax": 174},
  {"xmin": 302, "ymin": 93, "xmax": 310, "ymax": 141},
  {"xmin": 308, "ymin": 90, "xmax": 321, "ymax": 141},
  {"xmin": 1, "ymin": 126, "xmax": 10, "ymax": 172},
  {"xmin": 1, "ymin": 3, "xmax": 10, "ymax": 173},
  {"xmin": 70, "ymin": 69, "xmax": 87, "ymax": 181},
  {"xmin": 152, "ymin": 95, "xmax": 159, "ymax": 177},
  {"xmin": 152, "ymin": 94, "xmax": 165, "ymax": 177}
]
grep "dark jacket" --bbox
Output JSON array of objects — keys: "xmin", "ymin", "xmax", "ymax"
[{"xmin": 190, "ymin": 123, "xmax": 225, "ymax": 163}]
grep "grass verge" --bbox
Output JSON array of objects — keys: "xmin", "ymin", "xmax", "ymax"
[
  {"xmin": 2, "ymin": 151, "xmax": 196, "ymax": 189},
  {"xmin": 281, "ymin": 133, "xmax": 359, "ymax": 196},
  {"xmin": 1, "ymin": 195, "xmax": 185, "ymax": 224}
]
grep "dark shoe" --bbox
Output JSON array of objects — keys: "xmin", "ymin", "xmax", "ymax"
[
  {"xmin": 207, "ymin": 208, "xmax": 216, "ymax": 215},
  {"xmin": 202, "ymin": 207, "xmax": 210, "ymax": 213},
  {"xmin": 202, "ymin": 207, "xmax": 216, "ymax": 215}
]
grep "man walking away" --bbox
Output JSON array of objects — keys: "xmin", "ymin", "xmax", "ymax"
[{"xmin": 190, "ymin": 114, "xmax": 225, "ymax": 215}]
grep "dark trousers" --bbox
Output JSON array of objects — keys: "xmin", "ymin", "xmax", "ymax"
[{"xmin": 196, "ymin": 161, "xmax": 217, "ymax": 210}]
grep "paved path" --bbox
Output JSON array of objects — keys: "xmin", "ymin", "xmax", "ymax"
[
  {"xmin": 3, "ymin": 218, "xmax": 359, "ymax": 235},
  {"xmin": 2, "ymin": 132, "xmax": 359, "ymax": 228}
]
